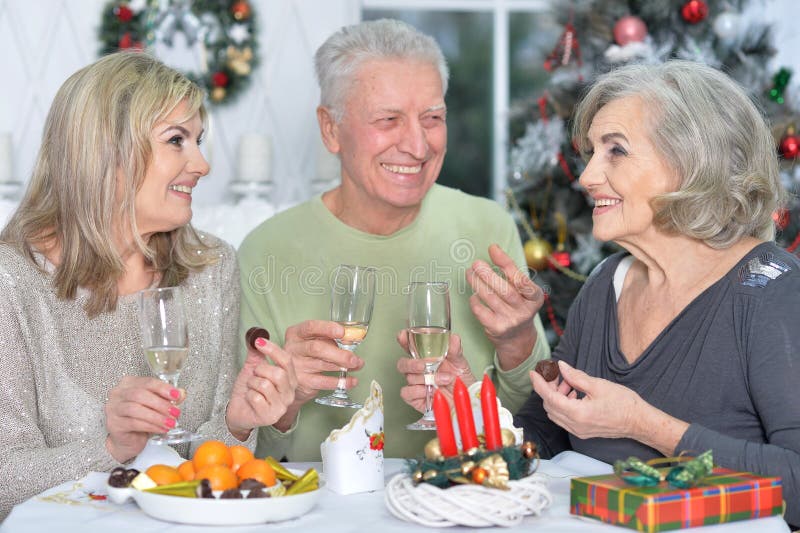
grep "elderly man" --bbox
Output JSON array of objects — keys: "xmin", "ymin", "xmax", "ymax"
[{"xmin": 238, "ymin": 18, "xmax": 549, "ymax": 460}]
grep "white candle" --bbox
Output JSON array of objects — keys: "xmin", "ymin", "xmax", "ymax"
[
  {"xmin": 0, "ymin": 133, "xmax": 12, "ymax": 183},
  {"xmin": 237, "ymin": 133, "xmax": 271, "ymax": 183}
]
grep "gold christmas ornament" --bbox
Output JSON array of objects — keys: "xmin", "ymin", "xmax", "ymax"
[
  {"xmin": 211, "ymin": 87, "xmax": 227, "ymax": 102},
  {"xmin": 412, "ymin": 470, "xmax": 423, "ymax": 483},
  {"xmin": 460, "ymin": 461, "xmax": 476, "ymax": 476},
  {"xmin": 226, "ymin": 45, "xmax": 253, "ymax": 76},
  {"xmin": 500, "ymin": 429, "xmax": 516, "ymax": 447},
  {"xmin": 423, "ymin": 470, "xmax": 438, "ymax": 481},
  {"xmin": 524, "ymin": 238, "xmax": 553, "ymax": 271},
  {"xmin": 424, "ymin": 438, "xmax": 443, "ymax": 461},
  {"xmin": 521, "ymin": 441, "xmax": 538, "ymax": 459},
  {"xmin": 479, "ymin": 454, "xmax": 510, "ymax": 490}
]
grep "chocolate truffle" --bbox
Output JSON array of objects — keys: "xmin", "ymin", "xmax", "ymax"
[
  {"xmin": 534, "ymin": 359, "xmax": 560, "ymax": 382},
  {"xmin": 245, "ymin": 327, "xmax": 270, "ymax": 350},
  {"xmin": 220, "ymin": 488, "xmax": 243, "ymax": 499}
]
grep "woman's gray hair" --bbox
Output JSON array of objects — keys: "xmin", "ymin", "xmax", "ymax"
[
  {"xmin": 573, "ymin": 60, "xmax": 786, "ymax": 248},
  {"xmin": 314, "ymin": 18, "xmax": 449, "ymax": 122}
]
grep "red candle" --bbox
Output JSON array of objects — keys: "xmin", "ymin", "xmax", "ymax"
[
  {"xmin": 432, "ymin": 390, "xmax": 458, "ymax": 457},
  {"xmin": 481, "ymin": 374, "xmax": 502, "ymax": 450},
  {"xmin": 453, "ymin": 377, "xmax": 479, "ymax": 451}
]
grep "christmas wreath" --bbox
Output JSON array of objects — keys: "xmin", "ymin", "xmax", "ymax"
[{"xmin": 98, "ymin": 0, "xmax": 258, "ymax": 105}]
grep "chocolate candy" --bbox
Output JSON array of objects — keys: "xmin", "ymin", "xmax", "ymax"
[
  {"xmin": 107, "ymin": 467, "xmax": 127, "ymax": 488},
  {"xmin": 534, "ymin": 359, "xmax": 560, "ymax": 382},
  {"xmin": 220, "ymin": 488, "xmax": 243, "ymax": 499},
  {"xmin": 196, "ymin": 479, "xmax": 214, "ymax": 498},
  {"xmin": 247, "ymin": 488, "xmax": 269, "ymax": 499},
  {"xmin": 245, "ymin": 327, "xmax": 270, "ymax": 350},
  {"xmin": 239, "ymin": 478, "xmax": 267, "ymax": 491}
]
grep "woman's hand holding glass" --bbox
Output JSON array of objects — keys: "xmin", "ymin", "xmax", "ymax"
[{"xmin": 104, "ymin": 376, "xmax": 186, "ymax": 463}]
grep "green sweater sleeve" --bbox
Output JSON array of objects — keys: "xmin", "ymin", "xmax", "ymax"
[
  {"xmin": 237, "ymin": 235, "xmax": 295, "ymax": 458},
  {"xmin": 491, "ymin": 212, "xmax": 551, "ymax": 413}
]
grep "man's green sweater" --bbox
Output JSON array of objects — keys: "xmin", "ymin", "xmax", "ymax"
[{"xmin": 238, "ymin": 184, "xmax": 549, "ymax": 460}]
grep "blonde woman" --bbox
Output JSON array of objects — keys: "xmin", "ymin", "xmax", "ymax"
[{"xmin": 0, "ymin": 52, "xmax": 296, "ymax": 518}]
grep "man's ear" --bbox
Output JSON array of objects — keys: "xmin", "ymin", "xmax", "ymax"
[{"xmin": 317, "ymin": 106, "xmax": 340, "ymax": 154}]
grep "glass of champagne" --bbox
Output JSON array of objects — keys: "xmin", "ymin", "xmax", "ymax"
[
  {"xmin": 315, "ymin": 264, "xmax": 377, "ymax": 409},
  {"xmin": 406, "ymin": 281, "xmax": 451, "ymax": 430},
  {"xmin": 137, "ymin": 286, "xmax": 200, "ymax": 444}
]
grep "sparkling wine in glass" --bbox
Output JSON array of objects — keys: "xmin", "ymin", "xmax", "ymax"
[
  {"xmin": 406, "ymin": 281, "xmax": 451, "ymax": 430},
  {"xmin": 137, "ymin": 286, "xmax": 201, "ymax": 444},
  {"xmin": 316, "ymin": 264, "xmax": 377, "ymax": 409}
]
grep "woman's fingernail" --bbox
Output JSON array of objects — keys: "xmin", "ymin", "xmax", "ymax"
[
  {"xmin": 164, "ymin": 418, "xmax": 176, "ymax": 428},
  {"xmin": 169, "ymin": 406, "xmax": 181, "ymax": 417},
  {"xmin": 255, "ymin": 337, "xmax": 267, "ymax": 347},
  {"xmin": 169, "ymin": 388, "xmax": 180, "ymax": 400}
]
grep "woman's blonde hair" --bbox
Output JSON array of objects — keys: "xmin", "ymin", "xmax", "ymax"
[
  {"xmin": 1, "ymin": 51, "xmax": 217, "ymax": 316},
  {"xmin": 573, "ymin": 60, "xmax": 786, "ymax": 248}
]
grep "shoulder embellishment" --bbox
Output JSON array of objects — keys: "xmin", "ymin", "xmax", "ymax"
[{"xmin": 738, "ymin": 253, "xmax": 791, "ymax": 288}]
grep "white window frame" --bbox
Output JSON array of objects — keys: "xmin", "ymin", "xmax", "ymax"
[{"xmin": 360, "ymin": 0, "xmax": 549, "ymax": 201}]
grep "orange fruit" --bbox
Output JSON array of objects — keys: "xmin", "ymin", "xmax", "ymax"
[
  {"xmin": 230, "ymin": 445, "xmax": 254, "ymax": 474},
  {"xmin": 195, "ymin": 464, "xmax": 238, "ymax": 491},
  {"xmin": 177, "ymin": 460, "xmax": 195, "ymax": 481},
  {"xmin": 192, "ymin": 440, "xmax": 233, "ymax": 471},
  {"xmin": 236, "ymin": 458, "xmax": 276, "ymax": 487},
  {"xmin": 145, "ymin": 464, "xmax": 182, "ymax": 486}
]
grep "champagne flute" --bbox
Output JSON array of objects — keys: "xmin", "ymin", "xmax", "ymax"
[
  {"xmin": 137, "ymin": 286, "xmax": 201, "ymax": 444},
  {"xmin": 316, "ymin": 264, "xmax": 377, "ymax": 409},
  {"xmin": 406, "ymin": 281, "xmax": 451, "ymax": 430}
]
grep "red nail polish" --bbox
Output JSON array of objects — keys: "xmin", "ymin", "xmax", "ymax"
[
  {"xmin": 169, "ymin": 406, "xmax": 181, "ymax": 417},
  {"xmin": 164, "ymin": 418, "xmax": 176, "ymax": 428},
  {"xmin": 169, "ymin": 388, "xmax": 180, "ymax": 400},
  {"xmin": 255, "ymin": 337, "xmax": 267, "ymax": 347}
]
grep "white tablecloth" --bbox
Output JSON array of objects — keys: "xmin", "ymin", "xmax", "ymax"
[{"xmin": 2, "ymin": 453, "xmax": 789, "ymax": 533}]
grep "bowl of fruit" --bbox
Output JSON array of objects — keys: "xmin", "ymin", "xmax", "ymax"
[{"xmin": 106, "ymin": 441, "xmax": 321, "ymax": 526}]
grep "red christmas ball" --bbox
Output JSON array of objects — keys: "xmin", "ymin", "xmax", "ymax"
[
  {"xmin": 613, "ymin": 16, "xmax": 647, "ymax": 46},
  {"xmin": 549, "ymin": 251, "xmax": 572, "ymax": 269},
  {"xmin": 773, "ymin": 209, "xmax": 790, "ymax": 231},
  {"xmin": 780, "ymin": 133, "xmax": 800, "ymax": 159},
  {"xmin": 115, "ymin": 5, "xmax": 133, "ymax": 23},
  {"xmin": 118, "ymin": 32, "xmax": 133, "ymax": 49},
  {"xmin": 681, "ymin": 0, "xmax": 709, "ymax": 24},
  {"xmin": 212, "ymin": 71, "xmax": 230, "ymax": 88},
  {"xmin": 231, "ymin": 0, "xmax": 251, "ymax": 21}
]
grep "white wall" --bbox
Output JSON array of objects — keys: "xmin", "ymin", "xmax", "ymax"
[
  {"xmin": 0, "ymin": 0, "xmax": 358, "ymax": 207},
  {"xmin": 0, "ymin": 0, "xmax": 797, "ymax": 208}
]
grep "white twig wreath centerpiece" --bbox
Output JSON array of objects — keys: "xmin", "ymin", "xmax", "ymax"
[
  {"xmin": 385, "ymin": 378, "xmax": 553, "ymax": 527},
  {"xmin": 98, "ymin": 0, "xmax": 258, "ymax": 105}
]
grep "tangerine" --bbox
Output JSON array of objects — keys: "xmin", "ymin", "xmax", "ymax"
[
  {"xmin": 192, "ymin": 440, "xmax": 233, "ymax": 471},
  {"xmin": 230, "ymin": 445, "xmax": 254, "ymax": 473},
  {"xmin": 195, "ymin": 464, "xmax": 238, "ymax": 491},
  {"xmin": 145, "ymin": 464, "xmax": 182, "ymax": 486},
  {"xmin": 177, "ymin": 460, "xmax": 195, "ymax": 481},
  {"xmin": 236, "ymin": 458, "xmax": 276, "ymax": 487}
]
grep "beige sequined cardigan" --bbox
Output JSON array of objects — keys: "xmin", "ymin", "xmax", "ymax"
[{"xmin": 0, "ymin": 233, "xmax": 254, "ymax": 519}]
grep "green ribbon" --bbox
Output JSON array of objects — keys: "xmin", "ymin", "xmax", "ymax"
[{"xmin": 615, "ymin": 450, "xmax": 714, "ymax": 489}]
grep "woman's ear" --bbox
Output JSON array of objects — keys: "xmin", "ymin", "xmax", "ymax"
[{"xmin": 316, "ymin": 106, "xmax": 340, "ymax": 155}]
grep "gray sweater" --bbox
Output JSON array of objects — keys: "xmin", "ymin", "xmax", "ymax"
[
  {"xmin": 515, "ymin": 243, "xmax": 800, "ymax": 526},
  {"xmin": 0, "ymin": 234, "xmax": 254, "ymax": 519}
]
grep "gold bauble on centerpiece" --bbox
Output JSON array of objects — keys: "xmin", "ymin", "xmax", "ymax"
[{"xmin": 523, "ymin": 238, "xmax": 553, "ymax": 271}]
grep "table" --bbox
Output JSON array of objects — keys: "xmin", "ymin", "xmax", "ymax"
[{"xmin": 1, "ymin": 452, "xmax": 789, "ymax": 533}]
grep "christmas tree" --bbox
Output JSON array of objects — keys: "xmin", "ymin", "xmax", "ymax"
[{"xmin": 508, "ymin": 0, "xmax": 799, "ymax": 345}]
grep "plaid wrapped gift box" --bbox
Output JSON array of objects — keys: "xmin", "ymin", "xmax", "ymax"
[{"xmin": 570, "ymin": 467, "xmax": 783, "ymax": 532}]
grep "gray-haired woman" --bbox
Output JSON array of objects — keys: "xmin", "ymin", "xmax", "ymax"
[{"xmin": 515, "ymin": 60, "xmax": 799, "ymax": 527}]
